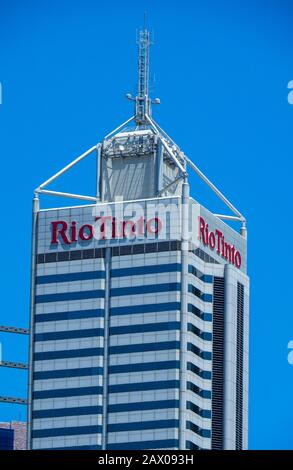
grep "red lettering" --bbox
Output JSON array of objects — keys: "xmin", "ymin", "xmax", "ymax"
[
  {"xmin": 198, "ymin": 217, "xmax": 242, "ymax": 269},
  {"xmin": 79, "ymin": 224, "xmax": 93, "ymax": 241},
  {"xmin": 122, "ymin": 220, "xmax": 136, "ymax": 238},
  {"xmin": 199, "ymin": 217, "xmax": 206, "ymax": 244},
  {"xmin": 215, "ymin": 229, "xmax": 223, "ymax": 254},
  {"xmin": 209, "ymin": 232, "xmax": 216, "ymax": 250},
  {"xmin": 231, "ymin": 245, "xmax": 235, "ymax": 264},
  {"xmin": 95, "ymin": 216, "xmax": 112, "ymax": 239},
  {"xmin": 235, "ymin": 251, "xmax": 242, "ymax": 269},
  {"xmin": 147, "ymin": 217, "xmax": 162, "ymax": 234},
  {"xmin": 51, "ymin": 221, "xmax": 71, "ymax": 245},
  {"xmin": 221, "ymin": 236, "xmax": 225, "ymax": 257},
  {"xmin": 224, "ymin": 242, "xmax": 231, "ymax": 262},
  {"xmin": 136, "ymin": 217, "xmax": 145, "ymax": 236},
  {"xmin": 70, "ymin": 221, "xmax": 77, "ymax": 242}
]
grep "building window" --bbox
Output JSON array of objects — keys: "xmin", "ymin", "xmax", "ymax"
[
  {"xmin": 211, "ymin": 276, "xmax": 225, "ymax": 450},
  {"xmin": 236, "ymin": 282, "xmax": 244, "ymax": 450}
]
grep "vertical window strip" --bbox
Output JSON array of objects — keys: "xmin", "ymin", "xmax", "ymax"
[
  {"xmin": 211, "ymin": 276, "xmax": 225, "ymax": 450},
  {"xmin": 236, "ymin": 282, "xmax": 244, "ymax": 450}
]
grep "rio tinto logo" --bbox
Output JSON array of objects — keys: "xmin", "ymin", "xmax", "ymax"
[
  {"xmin": 199, "ymin": 216, "xmax": 242, "ymax": 269},
  {"xmin": 50, "ymin": 216, "xmax": 162, "ymax": 245}
]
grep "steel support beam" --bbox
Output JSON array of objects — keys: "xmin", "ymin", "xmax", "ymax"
[
  {"xmin": 185, "ymin": 156, "xmax": 245, "ymax": 221},
  {"xmin": 0, "ymin": 361, "xmax": 28, "ymax": 370},
  {"xmin": 104, "ymin": 115, "xmax": 135, "ymax": 140},
  {"xmin": 145, "ymin": 114, "xmax": 187, "ymax": 175},
  {"xmin": 37, "ymin": 145, "xmax": 97, "ymax": 191},
  {"xmin": 0, "ymin": 396, "xmax": 27, "ymax": 405},
  {"xmin": 158, "ymin": 174, "xmax": 184, "ymax": 196},
  {"xmin": 37, "ymin": 189, "xmax": 97, "ymax": 202},
  {"xmin": 0, "ymin": 326, "xmax": 29, "ymax": 335}
]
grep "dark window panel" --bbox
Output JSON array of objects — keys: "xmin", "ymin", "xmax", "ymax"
[
  {"xmin": 120, "ymin": 245, "xmax": 132, "ymax": 256},
  {"xmin": 70, "ymin": 250, "xmax": 82, "ymax": 260},
  {"xmin": 57, "ymin": 251, "xmax": 69, "ymax": 262},
  {"xmin": 83, "ymin": 249, "xmax": 95, "ymax": 259},
  {"xmin": 44, "ymin": 252, "xmax": 57, "ymax": 263},
  {"xmin": 133, "ymin": 244, "xmax": 144, "ymax": 254},
  {"xmin": 37, "ymin": 254, "xmax": 45, "ymax": 264},
  {"xmin": 145, "ymin": 243, "xmax": 157, "ymax": 253}
]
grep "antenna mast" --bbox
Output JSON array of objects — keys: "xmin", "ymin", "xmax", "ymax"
[
  {"xmin": 136, "ymin": 28, "xmax": 151, "ymax": 123},
  {"xmin": 126, "ymin": 22, "xmax": 160, "ymax": 126}
]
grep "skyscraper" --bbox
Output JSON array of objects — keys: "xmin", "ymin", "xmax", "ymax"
[
  {"xmin": 28, "ymin": 28, "xmax": 249, "ymax": 450},
  {"xmin": 0, "ymin": 422, "xmax": 27, "ymax": 450}
]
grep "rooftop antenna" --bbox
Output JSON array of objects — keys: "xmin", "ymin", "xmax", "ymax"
[
  {"xmin": 126, "ymin": 15, "xmax": 160, "ymax": 126},
  {"xmin": 34, "ymin": 22, "xmax": 246, "ymax": 234}
]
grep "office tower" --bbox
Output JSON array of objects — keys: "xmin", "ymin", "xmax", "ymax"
[{"xmin": 28, "ymin": 28, "xmax": 249, "ymax": 450}]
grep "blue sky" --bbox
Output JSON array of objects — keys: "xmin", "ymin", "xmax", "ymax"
[{"xmin": 0, "ymin": 0, "xmax": 293, "ymax": 449}]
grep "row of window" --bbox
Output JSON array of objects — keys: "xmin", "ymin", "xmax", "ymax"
[
  {"xmin": 187, "ymin": 342, "xmax": 212, "ymax": 361},
  {"xmin": 187, "ymin": 361, "xmax": 212, "ymax": 380},
  {"xmin": 187, "ymin": 322, "xmax": 212, "ymax": 341},
  {"xmin": 33, "ymin": 441, "xmax": 178, "ymax": 450},
  {"xmin": 35, "ymin": 302, "xmax": 212, "ymax": 324},
  {"xmin": 36, "ymin": 263, "xmax": 180, "ymax": 285},
  {"xmin": 35, "ymin": 308, "xmax": 104, "ymax": 323},
  {"xmin": 32, "ymin": 398, "xmax": 211, "ymax": 422},
  {"xmin": 188, "ymin": 265, "xmax": 213, "ymax": 283},
  {"xmin": 35, "ymin": 283, "xmax": 181, "ymax": 304},
  {"xmin": 34, "ymin": 300, "xmax": 210, "ymax": 323},
  {"xmin": 33, "ymin": 382, "xmax": 180, "ymax": 400},
  {"xmin": 34, "ymin": 342, "xmax": 211, "ymax": 370},
  {"xmin": 35, "ymin": 328, "xmax": 104, "ymax": 342},
  {"xmin": 33, "ymin": 399, "xmax": 180, "ymax": 419},
  {"xmin": 35, "ymin": 321, "xmax": 183, "ymax": 343},
  {"xmin": 188, "ymin": 303, "xmax": 212, "ymax": 322},
  {"xmin": 36, "ymin": 241, "xmax": 182, "ymax": 264},
  {"xmin": 36, "ymin": 263, "xmax": 213, "ymax": 285},
  {"xmin": 42, "ymin": 445, "xmax": 102, "ymax": 450},
  {"xmin": 190, "ymin": 247, "xmax": 219, "ymax": 265},
  {"xmin": 33, "ymin": 378, "xmax": 212, "ymax": 400},
  {"xmin": 32, "ymin": 420, "xmax": 210, "ymax": 441},
  {"xmin": 188, "ymin": 284, "xmax": 213, "ymax": 303},
  {"xmin": 35, "ymin": 283, "xmax": 212, "ymax": 304},
  {"xmin": 107, "ymin": 439, "xmax": 179, "ymax": 450},
  {"xmin": 36, "ymin": 243, "xmax": 218, "ymax": 266},
  {"xmin": 34, "ymin": 347, "xmax": 104, "ymax": 361},
  {"xmin": 34, "ymin": 367, "xmax": 103, "ymax": 380},
  {"xmin": 33, "ymin": 405, "xmax": 103, "ymax": 419},
  {"xmin": 186, "ymin": 420, "xmax": 211, "ymax": 438},
  {"xmin": 32, "ymin": 425, "xmax": 102, "ymax": 439},
  {"xmin": 35, "ymin": 290, "xmax": 104, "ymax": 304},
  {"xmin": 35, "ymin": 302, "xmax": 180, "ymax": 324}
]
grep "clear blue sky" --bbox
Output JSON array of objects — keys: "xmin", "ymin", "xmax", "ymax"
[{"xmin": 0, "ymin": 0, "xmax": 292, "ymax": 449}]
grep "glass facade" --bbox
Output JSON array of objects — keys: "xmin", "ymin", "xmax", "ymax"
[
  {"xmin": 28, "ymin": 203, "xmax": 249, "ymax": 450},
  {"xmin": 0, "ymin": 428, "xmax": 14, "ymax": 450}
]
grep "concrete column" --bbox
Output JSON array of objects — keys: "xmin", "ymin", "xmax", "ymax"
[
  {"xmin": 223, "ymin": 263, "xmax": 237, "ymax": 449},
  {"xmin": 155, "ymin": 137, "xmax": 162, "ymax": 195},
  {"xmin": 96, "ymin": 143, "xmax": 102, "ymax": 200},
  {"xmin": 27, "ymin": 195, "xmax": 39, "ymax": 450},
  {"xmin": 179, "ymin": 180, "xmax": 189, "ymax": 449},
  {"xmin": 102, "ymin": 247, "xmax": 111, "ymax": 449}
]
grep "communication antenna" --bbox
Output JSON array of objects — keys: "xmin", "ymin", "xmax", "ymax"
[
  {"xmin": 126, "ymin": 19, "xmax": 160, "ymax": 125},
  {"xmin": 34, "ymin": 22, "xmax": 246, "ymax": 233}
]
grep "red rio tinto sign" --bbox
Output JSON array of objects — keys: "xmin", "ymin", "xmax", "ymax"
[
  {"xmin": 199, "ymin": 216, "xmax": 242, "ymax": 269},
  {"xmin": 50, "ymin": 216, "xmax": 162, "ymax": 245}
]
